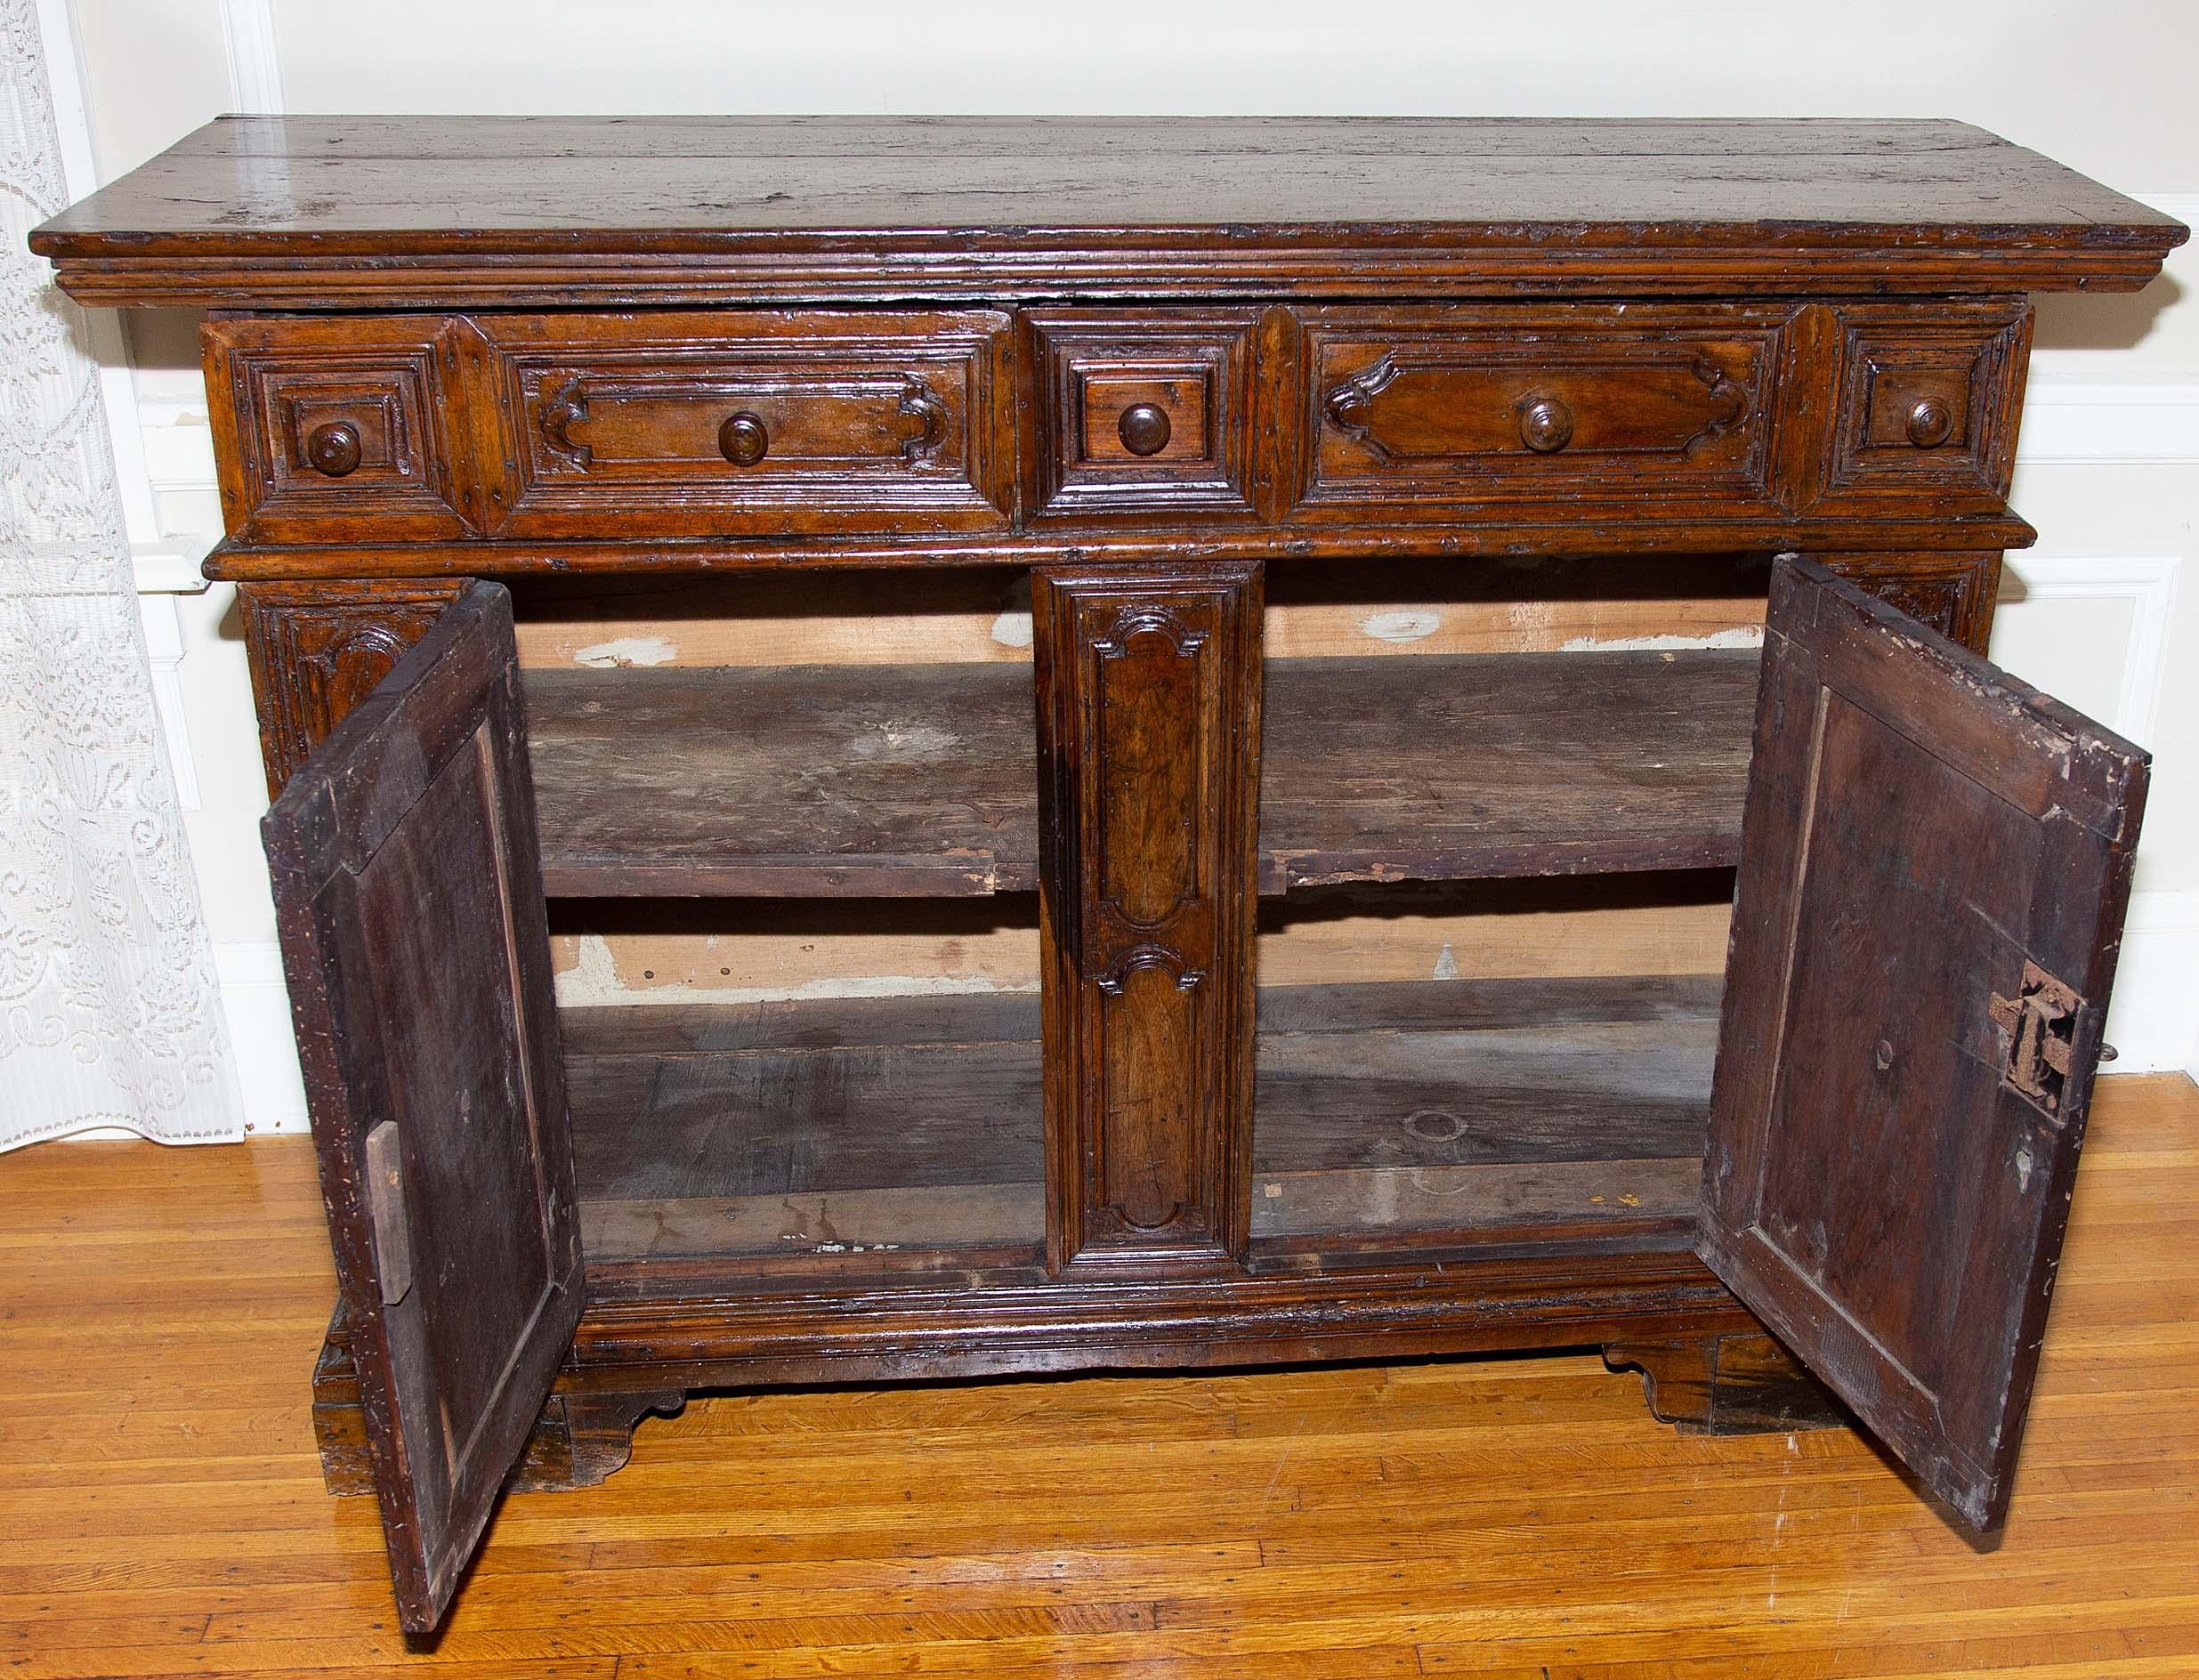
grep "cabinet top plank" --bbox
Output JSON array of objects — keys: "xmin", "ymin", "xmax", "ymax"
[{"xmin": 31, "ymin": 116, "xmax": 2186, "ymax": 308}]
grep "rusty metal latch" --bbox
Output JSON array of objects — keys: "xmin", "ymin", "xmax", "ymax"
[{"xmin": 1988, "ymin": 961, "xmax": 2082, "ymax": 1116}]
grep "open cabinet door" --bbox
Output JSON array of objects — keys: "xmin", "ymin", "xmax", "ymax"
[
  {"xmin": 1702, "ymin": 556, "xmax": 2146, "ymax": 1533},
  {"xmin": 264, "ymin": 581, "xmax": 582, "ymax": 1630}
]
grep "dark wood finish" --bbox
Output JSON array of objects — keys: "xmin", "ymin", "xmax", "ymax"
[
  {"xmin": 311, "ymin": 1304, "xmax": 685, "ymax": 1496},
  {"xmin": 1603, "ymin": 1331, "xmax": 1849, "ymax": 1435},
  {"xmin": 473, "ymin": 310, "xmax": 1014, "ymax": 538},
  {"xmin": 1302, "ymin": 303, "xmax": 1781, "ymax": 518},
  {"xmin": 203, "ymin": 315, "xmax": 490, "ymax": 543},
  {"xmin": 198, "ymin": 516, "xmax": 2046, "ymax": 582},
  {"xmin": 69, "ymin": 124, "xmax": 2168, "ymax": 583},
  {"xmin": 303, "ymin": 1240, "xmax": 1765, "ymax": 1494},
  {"xmin": 262, "ymin": 581, "xmax": 583, "ymax": 1630},
  {"xmin": 238, "ymin": 578, "xmax": 464, "ymax": 796},
  {"xmin": 33, "ymin": 117, "xmax": 2184, "ymax": 308},
  {"xmin": 1702, "ymin": 558, "xmax": 2147, "ymax": 1532},
  {"xmin": 521, "ymin": 661, "xmax": 1039, "ymax": 898},
  {"xmin": 567, "ymin": 1245, "xmax": 1754, "ymax": 1381},
  {"xmin": 1023, "ymin": 310, "xmax": 1265, "ymax": 521},
  {"xmin": 191, "ymin": 294, "xmax": 2042, "ymax": 576},
  {"xmin": 1818, "ymin": 549, "xmax": 2004, "ymax": 653},
  {"xmin": 555, "ymin": 974, "xmax": 1717, "ymax": 1271},
  {"xmin": 1821, "ymin": 302, "xmax": 2032, "ymax": 513},
  {"xmin": 36, "ymin": 116, "xmax": 2184, "ymax": 1629},
  {"xmin": 1035, "ymin": 563, "xmax": 1262, "ymax": 1273},
  {"xmin": 521, "ymin": 648, "xmax": 1754, "ymax": 898}
]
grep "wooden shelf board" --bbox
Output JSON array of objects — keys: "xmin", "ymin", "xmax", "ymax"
[
  {"xmin": 564, "ymin": 974, "xmax": 1718, "ymax": 1265},
  {"xmin": 528, "ymin": 649, "xmax": 1757, "ymax": 899}
]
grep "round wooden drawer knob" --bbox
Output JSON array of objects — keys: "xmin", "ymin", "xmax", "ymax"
[
  {"xmin": 1905, "ymin": 397, "xmax": 1956, "ymax": 448},
  {"xmin": 1519, "ymin": 396, "xmax": 1574, "ymax": 454},
  {"xmin": 303, "ymin": 420, "xmax": 362, "ymax": 478},
  {"xmin": 719, "ymin": 411, "xmax": 771, "ymax": 466},
  {"xmin": 1118, "ymin": 402, "xmax": 1172, "ymax": 456}
]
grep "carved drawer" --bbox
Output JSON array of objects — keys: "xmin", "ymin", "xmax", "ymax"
[
  {"xmin": 1023, "ymin": 311, "xmax": 1265, "ymax": 521},
  {"xmin": 203, "ymin": 316, "xmax": 487, "ymax": 544},
  {"xmin": 1293, "ymin": 304, "xmax": 1793, "ymax": 520},
  {"xmin": 477, "ymin": 311, "xmax": 1015, "ymax": 539},
  {"xmin": 1809, "ymin": 301, "xmax": 2032, "ymax": 513}
]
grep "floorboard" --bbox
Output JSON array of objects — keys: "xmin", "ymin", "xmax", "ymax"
[{"xmin": 2, "ymin": 1074, "xmax": 2193, "ymax": 1676}]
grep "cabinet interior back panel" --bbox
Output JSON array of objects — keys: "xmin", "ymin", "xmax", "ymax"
[{"xmin": 509, "ymin": 557, "xmax": 1769, "ymax": 671}]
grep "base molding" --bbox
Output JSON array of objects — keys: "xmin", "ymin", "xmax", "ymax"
[
  {"xmin": 307, "ymin": 1251, "xmax": 1765, "ymax": 1497},
  {"xmin": 1604, "ymin": 1331, "xmax": 1850, "ymax": 1435},
  {"xmin": 311, "ymin": 1308, "xmax": 685, "ymax": 1497}
]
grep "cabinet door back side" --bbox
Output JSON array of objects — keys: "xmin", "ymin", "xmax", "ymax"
[
  {"xmin": 1702, "ymin": 555, "xmax": 2146, "ymax": 1532},
  {"xmin": 263, "ymin": 581, "xmax": 582, "ymax": 1631}
]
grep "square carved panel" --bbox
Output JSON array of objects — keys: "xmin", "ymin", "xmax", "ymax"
[
  {"xmin": 204, "ymin": 315, "xmax": 481, "ymax": 543},
  {"xmin": 1026, "ymin": 311, "xmax": 1263, "ymax": 521},
  {"xmin": 1823, "ymin": 303, "xmax": 2031, "ymax": 506}
]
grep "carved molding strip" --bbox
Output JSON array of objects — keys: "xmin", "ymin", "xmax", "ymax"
[
  {"xmin": 1095, "ymin": 946, "xmax": 1206, "ymax": 997},
  {"xmin": 1322, "ymin": 352, "xmax": 1400, "ymax": 455},
  {"xmin": 1680, "ymin": 354, "xmax": 1750, "ymax": 459},
  {"xmin": 538, "ymin": 375, "xmax": 592, "ymax": 468},
  {"xmin": 1092, "ymin": 603, "xmax": 1211, "ymax": 662},
  {"xmin": 896, "ymin": 376, "xmax": 949, "ymax": 464}
]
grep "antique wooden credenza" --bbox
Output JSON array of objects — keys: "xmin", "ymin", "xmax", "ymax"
[{"xmin": 32, "ymin": 117, "xmax": 2187, "ymax": 1630}]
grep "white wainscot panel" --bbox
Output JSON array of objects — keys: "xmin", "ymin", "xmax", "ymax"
[
  {"xmin": 1993, "ymin": 556, "xmax": 2177, "ymax": 748},
  {"xmin": 1994, "ymin": 554, "xmax": 2192, "ymax": 1074}
]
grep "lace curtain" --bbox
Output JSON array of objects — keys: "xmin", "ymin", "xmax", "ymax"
[{"xmin": 0, "ymin": 0, "xmax": 240, "ymax": 1148}]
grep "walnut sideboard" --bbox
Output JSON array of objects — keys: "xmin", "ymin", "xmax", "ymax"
[{"xmin": 33, "ymin": 117, "xmax": 2188, "ymax": 1630}]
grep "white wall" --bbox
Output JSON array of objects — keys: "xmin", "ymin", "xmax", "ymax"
[{"xmin": 53, "ymin": 0, "xmax": 2199, "ymax": 1127}]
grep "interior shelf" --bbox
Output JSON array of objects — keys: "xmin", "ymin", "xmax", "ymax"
[
  {"xmin": 1249, "ymin": 973, "xmax": 1716, "ymax": 1252},
  {"xmin": 525, "ymin": 649, "xmax": 1757, "ymax": 899},
  {"xmin": 562, "ymin": 973, "xmax": 1716, "ymax": 1269},
  {"xmin": 526, "ymin": 663, "xmax": 1038, "ymax": 898},
  {"xmin": 564, "ymin": 991, "xmax": 1046, "ymax": 1264}
]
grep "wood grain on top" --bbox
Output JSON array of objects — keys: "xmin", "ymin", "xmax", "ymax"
[{"xmin": 31, "ymin": 117, "xmax": 2187, "ymax": 307}]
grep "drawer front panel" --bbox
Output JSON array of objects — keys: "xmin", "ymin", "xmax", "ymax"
[
  {"xmin": 1820, "ymin": 303, "xmax": 2030, "ymax": 509},
  {"xmin": 1026, "ymin": 311, "xmax": 1264, "ymax": 521},
  {"xmin": 205, "ymin": 317, "xmax": 481, "ymax": 543},
  {"xmin": 1297, "ymin": 305, "xmax": 1790, "ymax": 516},
  {"xmin": 481, "ymin": 311, "xmax": 1013, "ymax": 537}
]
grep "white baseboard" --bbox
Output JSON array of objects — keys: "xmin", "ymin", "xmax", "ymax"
[{"xmin": 214, "ymin": 943, "xmax": 309, "ymax": 1134}]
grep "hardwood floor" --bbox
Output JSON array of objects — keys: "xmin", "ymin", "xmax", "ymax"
[{"xmin": 4, "ymin": 1073, "xmax": 2195, "ymax": 1678}]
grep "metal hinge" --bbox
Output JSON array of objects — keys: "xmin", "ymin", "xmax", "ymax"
[{"xmin": 1988, "ymin": 961, "xmax": 2083, "ymax": 1117}]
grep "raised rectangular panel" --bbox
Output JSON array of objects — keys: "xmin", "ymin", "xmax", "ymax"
[
  {"xmin": 1993, "ymin": 556, "xmax": 2179, "ymax": 747},
  {"xmin": 1296, "ymin": 303, "xmax": 1787, "ymax": 519},
  {"xmin": 1033, "ymin": 562, "xmax": 1262, "ymax": 1273},
  {"xmin": 1025, "ymin": 311, "xmax": 1263, "ymax": 521},
  {"xmin": 478, "ymin": 310, "xmax": 1014, "ymax": 538},
  {"xmin": 203, "ymin": 316, "xmax": 481, "ymax": 542},
  {"xmin": 1820, "ymin": 302, "xmax": 2031, "ymax": 509}
]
